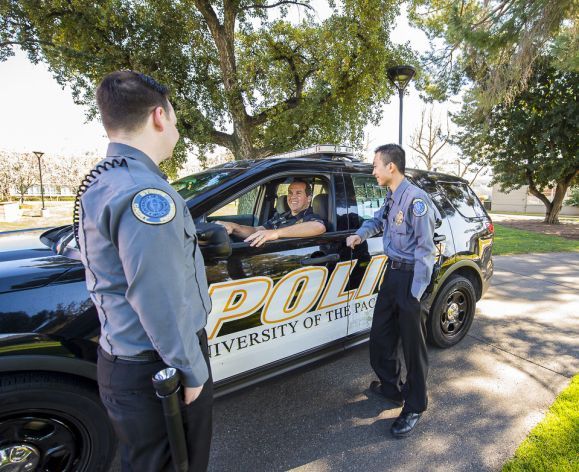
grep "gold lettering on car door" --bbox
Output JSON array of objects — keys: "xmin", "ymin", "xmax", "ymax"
[{"xmin": 207, "ymin": 277, "xmax": 273, "ymax": 340}]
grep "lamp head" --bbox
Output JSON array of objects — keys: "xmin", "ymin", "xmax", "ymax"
[{"xmin": 387, "ymin": 65, "xmax": 416, "ymax": 91}]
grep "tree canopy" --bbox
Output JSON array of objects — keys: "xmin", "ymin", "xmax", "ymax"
[
  {"xmin": 1, "ymin": 0, "xmax": 413, "ymax": 171},
  {"xmin": 453, "ymin": 60, "xmax": 579, "ymax": 223},
  {"xmin": 408, "ymin": 0, "xmax": 578, "ymax": 107}
]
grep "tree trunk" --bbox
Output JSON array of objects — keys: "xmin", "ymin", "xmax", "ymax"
[
  {"xmin": 232, "ymin": 126, "xmax": 257, "ymax": 160},
  {"xmin": 525, "ymin": 169, "xmax": 578, "ymax": 225},
  {"xmin": 543, "ymin": 179, "xmax": 572, "ymax": 224}
]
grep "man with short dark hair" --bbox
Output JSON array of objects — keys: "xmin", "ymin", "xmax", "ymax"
[
  {"xmin": 77, "ymin": 70, "xmax": 212, "ymax": 471},
  {"xmin": 217, "ymin": 178, "xmax": 327, "ymax": 247},
  {"xmin": 347, "ymin": 143, "xmax": 438, "ymax": 437}
]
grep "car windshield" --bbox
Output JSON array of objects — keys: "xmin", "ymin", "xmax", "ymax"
[{"xmin": 172, "ymin": 169, "xmax": 242, "ymax": 200}]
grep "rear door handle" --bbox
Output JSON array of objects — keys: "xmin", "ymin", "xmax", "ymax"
[{"xmin": 300, "ymin": 253, "xmax": 340, "ymax": 265}]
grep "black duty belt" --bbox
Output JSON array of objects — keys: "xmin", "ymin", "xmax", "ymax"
[
  {"xmin": 99, "ymin": 348, "xmax": 162, "ymax": 363},
  {"xmin": 387, "ymin": 259, "xmax": 415, "ymax": 271}
]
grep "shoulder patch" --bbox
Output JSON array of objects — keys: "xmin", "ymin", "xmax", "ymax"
[
  {"xmin": 132, "ymin": 188, "xmax": 176, "ymax": 224},
  {"xmin": 412, "ymin": 198, "xmax": 428, "ymax": 217}
]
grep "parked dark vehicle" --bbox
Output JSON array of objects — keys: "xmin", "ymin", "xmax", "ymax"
[{"xmin": 0, "ymin": 145, "xmax": 493, "ymax": 471}]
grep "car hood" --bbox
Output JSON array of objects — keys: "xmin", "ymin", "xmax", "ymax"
[{"xmin": 0, "ymin": 234, "xmax": 79, "ymax": 294}]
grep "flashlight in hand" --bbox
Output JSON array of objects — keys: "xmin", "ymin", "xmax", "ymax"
[{"xmin": 152, "ymin": 368, "xmax": 189, "ymax": 472}]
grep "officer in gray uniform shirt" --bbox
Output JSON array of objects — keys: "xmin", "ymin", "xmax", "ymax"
[
  {"xmin": 76, "ymin": 71, "xmax": 212, "ymax": 471},
  {"xmin": 347, "ymin": 144, "xmax": 438, "ymax": 438}
]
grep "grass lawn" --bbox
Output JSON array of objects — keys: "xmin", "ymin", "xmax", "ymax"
[
  {"xmin": 490, "ymin": 211, "xmax": 579, "ymax": 222},
  {"xmin": 0, "ymin": 201, "xmax": 73, "ymax": 232},
  {"xmin": 493, "ymin": 224, "xmax": 579, "ymax": 255},
  {"xmin": 502, "ymin": 375, "xmax": 579, "ymax": 472}
]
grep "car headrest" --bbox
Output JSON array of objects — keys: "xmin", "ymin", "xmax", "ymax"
[
  {"xmin": 312, "ymin": 194, "xmax": 328, "ymax": 221},
  {"xmin": 276, "ymin": 195, "xmax": 289, "ymax": 214}
]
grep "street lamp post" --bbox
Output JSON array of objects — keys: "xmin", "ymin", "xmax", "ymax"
[
  {"xmin": 387, "ymin": 65, "xmax": 416, "ymax": 146},
  {"xmin": 33, "ymin": 151, "xmax": 45, "ymax": 211}
]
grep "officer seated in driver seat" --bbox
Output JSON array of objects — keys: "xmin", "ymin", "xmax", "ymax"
[{"xmin": 216, "ymin": 178, "xmax": 327, "ymax": 247}]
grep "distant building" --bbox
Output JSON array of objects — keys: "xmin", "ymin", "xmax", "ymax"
[
  {"xmin": 10, "ymin": 183, "xmax": 75, "ymax": 198},
  {"xmin": 491, "ymin": 184, "xmax": 579, "ymax": 216}
]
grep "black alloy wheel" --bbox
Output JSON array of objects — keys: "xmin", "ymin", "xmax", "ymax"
[
  {"xmin": 427, "ymin": 274, "xmax": 476, "ymax": 348},
  {"xmin": 0, "ymin": 373, "xmax": 116, "ymax": 472}
]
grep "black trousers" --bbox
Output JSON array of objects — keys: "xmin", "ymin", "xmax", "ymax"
[
  {"xmin": 97, "ymin": 330, "xmax": 213, "ymax": 472},
  {"xmin": 370, "ymin": 268, "xmax": 429, "ymax": 414}
]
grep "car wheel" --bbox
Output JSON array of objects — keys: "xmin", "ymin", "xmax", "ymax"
[
  {"xmin": 0, "ymin": 372, "xmax": 116, "ymax": 472},
  {"xmin": 427, "ymin": 274, "xmax": 476, "ymax": 348}
]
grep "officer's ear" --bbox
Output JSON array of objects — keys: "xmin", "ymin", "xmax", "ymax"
[{"xmin": 151, "ymin": 106, "xmax": 167, "ymax": 132}]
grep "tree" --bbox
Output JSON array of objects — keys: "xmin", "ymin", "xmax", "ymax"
[
  {"xmin": 177, "ymin": 149, "xmax": 235, "ymax": 178},
  {"xmin": 0, "ymin": 152, "xmax": 13, "ymax": 201},
  {"xmin": 449, "ymin": 156, "xmax": 486, "ymax": 186},
  {"xmin": 8, "ymin": 152, "xmax": 38, "ymax": 204},
  {"xmin": 408, "ymin": 0, "xmax": 578, "ymax": 107},
  {"xmin": 49, "ymin": 152, "xmax": 101, "ymax": 194},
  {"xmin": 1, "ymin": 0, "xmax": 412, "ymax": 170},
  {"xmin": 453, "ymin": 61, "xmax": 579, "ymax": 224},
  {"xmin": 408, "ymin": 105, "xmax": 487, "ymax": 184},
  {"xmin": 565, "ymin": 186, "xmax": 579, "ymax": 207},
  {"xmin": 409, "ymin": 105, "xmax": 450, "ymax": 171}
]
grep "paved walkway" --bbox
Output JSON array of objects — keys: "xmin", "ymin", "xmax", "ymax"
[{"xmin": 110, "ymin": 253, "xmax": 578, "ymax": 471}]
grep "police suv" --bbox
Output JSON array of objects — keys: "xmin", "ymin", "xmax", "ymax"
[{"xmin": 0, "ymin": 145, "xmax": 493, "ymax": 471}]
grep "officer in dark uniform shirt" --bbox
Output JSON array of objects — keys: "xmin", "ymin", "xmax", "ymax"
[
  {"xmin": 347, "ymin": 144, "xmax": 439, "ymax": 438},
  {"xmin": 217, "ymin": 179, "xmax": 327, "ymax": 247},
  {"xmin": 77, "ymin": 71, "xmax": 212, "ymax": 471},
  {"xmin": 263, "ymin": 202, "xmax": 324, "ymax": 230}
]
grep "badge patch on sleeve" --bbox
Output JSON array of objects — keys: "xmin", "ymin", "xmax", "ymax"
[
  {"xmin": 132, "ymin": 189, "xmax": 176, "ymax": 224},
  {"xmin": 412, "ymin": 198, "xmax": 428, "ymax": 217}
]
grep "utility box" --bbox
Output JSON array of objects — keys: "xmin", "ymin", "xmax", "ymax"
[{"xmin": 0, "ymin": 202, "xmax": 21, "ymax": 222}]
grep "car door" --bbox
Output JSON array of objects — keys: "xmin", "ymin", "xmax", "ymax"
[{"xmin": 200, "ymin": 170, "xmax": 351, "ymax": 383}]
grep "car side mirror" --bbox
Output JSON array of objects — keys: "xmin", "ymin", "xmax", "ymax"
[{"xmin": 196, "ymin": 222, "xmax": 232, "ymax": 259}]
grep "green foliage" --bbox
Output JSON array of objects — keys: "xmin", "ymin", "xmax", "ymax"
[
  {"xmin": 408, "ymin": 0, "xmax": 578, "ymax": 107},
  {"xmin": 565, "ymin": 187, "xmax": 579, "ymax": 207},
  {"xmin": 453, "ymin": 59, "xmax": 578, "ymax": 189},
  {"xmin": 1, "ymin": 0, "xmax": 413, "ymax": 162},
  {"xmin": 492, "ymin": 224, "xmax": 579, "ymax": 255},
  {"xmin": 502, "ymin": 375, "xmax": 579, "ymax": 471}
]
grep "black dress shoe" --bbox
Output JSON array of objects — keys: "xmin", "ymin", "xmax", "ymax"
[
  {"xmin": 365, "ymin": 381, "xmax": 403, "ymax": 408},
  {"xmin": 391, "ymin": 412, "xmax": 422, "ymax": 437}
]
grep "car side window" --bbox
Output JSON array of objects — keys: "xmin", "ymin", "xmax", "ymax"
[
  {"xmin": 275, "ymin": 178, "xmax": 327, "ymax": 210},
  {"xmin": 438, "ymin": 182, "xmax": 486, "ymax": 218},
  {"xmin": 270, "ymin": 176, "xmax": 331, "ymax": 229},
  {"xmin": 352, "ymin": 174, "xmax": 388, "ymax": 221},
  {"xmin": 207, "ymin": 186, "xmax": 261, "ymax": 227}
]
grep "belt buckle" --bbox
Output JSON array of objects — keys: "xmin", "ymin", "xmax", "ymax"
[{"xmin": 391, "ymin": 260, "xmax": 401, "ymax": 269}]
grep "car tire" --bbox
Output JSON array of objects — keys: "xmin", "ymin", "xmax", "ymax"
[
  {"xmin": 0, "ymin": 372, "xmax": 116, "ymax": 472},
  {"xmin": 427, "ymin": 274, "xmax": 476, "ymax": 348}
]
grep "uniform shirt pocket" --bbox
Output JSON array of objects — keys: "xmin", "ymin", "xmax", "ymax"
[{"xmin": 390, "ymin": 223, "xmax": 409, "ymax": 252}]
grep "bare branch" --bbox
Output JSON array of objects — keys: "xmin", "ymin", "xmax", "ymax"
[
  {"xmin": 242, "ymin": 1, "xmax": 314, "ymax": 11},
  {"xmin": 472, "ymin": 0, "xmax": 516, "ymax": 28},
  {"xmin": 525, "ymin": 168, "xmax": 551, "ymax": 208},
  {"xmin": 0, "ymin": 39, "xmax": 53, "ymax": 49},
  {"xmin": 468, "ymin": 165, "xmax": 485, "ymax": 185}
]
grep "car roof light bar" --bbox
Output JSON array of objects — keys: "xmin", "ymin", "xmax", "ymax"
[{"xmin": 267, "ymin": 144, "xmax": 355, "ymax": 160}]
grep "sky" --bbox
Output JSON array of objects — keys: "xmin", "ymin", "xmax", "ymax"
[
  {"xmin": 0, "ymin": 3, "xmax": 461, "ymax": 169},
  {"xmin": 0, "ymin": 52, "xmax": 109, "ymax": 156}
]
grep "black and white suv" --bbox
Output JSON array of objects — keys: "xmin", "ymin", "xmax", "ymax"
[{"xmin": 0, "ymin": 145, "xmax": 493, "ymax": 471}]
